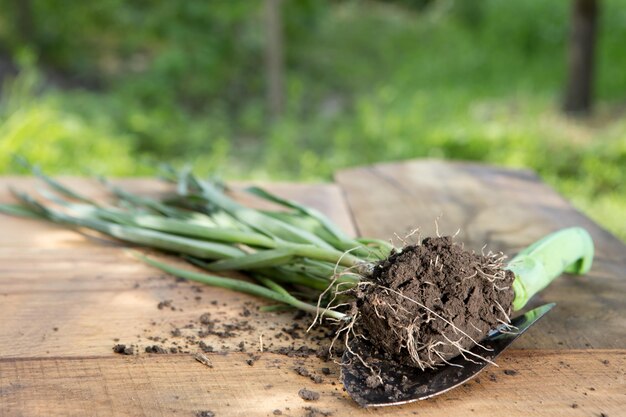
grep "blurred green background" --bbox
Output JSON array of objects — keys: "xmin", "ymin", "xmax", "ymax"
[{"xmin": 0, "ymin": 0, "xmax": 624, "ymax": 239}]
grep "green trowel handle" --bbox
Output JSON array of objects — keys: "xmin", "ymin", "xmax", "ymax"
[{"xmin": 508, "ymin": 227, "xmax": 594, "ymax": 311}]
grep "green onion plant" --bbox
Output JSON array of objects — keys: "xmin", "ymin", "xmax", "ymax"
[{"xmin": 1, "ymin": 164, "xmax": 395, "ymax": 322}]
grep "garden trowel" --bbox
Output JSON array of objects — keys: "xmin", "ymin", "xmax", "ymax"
[{"xmin": 342, "ymin": 227, "xmax": 594, "ymax": 407}]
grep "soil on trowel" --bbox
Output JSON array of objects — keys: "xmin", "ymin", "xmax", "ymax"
[{"xmin": 357, "ymin": 236, "xmax": 515, "ymax": 368}]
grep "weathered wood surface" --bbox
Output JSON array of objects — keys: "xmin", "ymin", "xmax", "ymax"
[
  {"xmin": 1, "ymin": 351, "xmax": 623, "ymax": 417},
  {"xmin": 1, "ymin": 161, "xmax": 625, "ymax": 416},
  {"xmin": 0, "ymin": 179, "xmax": 353, "ymax": 359}
]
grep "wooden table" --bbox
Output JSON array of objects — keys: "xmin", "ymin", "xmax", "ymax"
[{"xmin": 1, "ymin": 160, "xmax": 624, "ymax": 417}]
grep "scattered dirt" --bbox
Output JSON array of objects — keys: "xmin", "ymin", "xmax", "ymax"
[
  {"xmin": 157, "ymin": 300, "xmax": 174, "ymax": 310},
  {"xmin": 357, "ymin": 236, "xmax": 515, "ymax": 368},
  {"xmin": 503, "ymin": 369, "xmax": 518, "ymax": 376},
  {"xmin": 195, "ymin": 411, "xmax": 214, "ymax": 417},
  {"xmin": 293, "ymin": 366, "xmax": 323, "ymax": 383},
  {"xmin": 295, "ymin": 366, "xmax": 311, "ymax": 377},
  {"xmin": 298, "ymin": 388, "xmax": 320, "ymax": 401},
  {"xmin": 199, "ymin": 313, "xmax": 212, "ymax": 324},
  {"xmin": 112, "ymin": 344, "xmax": 134, "ymax": 355},
  {"xmin": 145, "ymin": 345, "xmax": 168, "ymax": 354},
  {"xmin": 109, "ymin": 235, "xmax": 520, "ymax": 407},
  {"xmin": 273, "ymin": 410, "xmax": 282, "ymax": 415}
]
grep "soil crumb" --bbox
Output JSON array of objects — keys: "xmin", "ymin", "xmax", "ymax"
[
  {"xmin": 157, "ymin": 300, "xmax": 173, "ymax": 310},
  {"xmin": 295, "ymin": 366, "xmax": 311, "ymax": 377},
  {"xmin": 357, "ymin": 236, "xmax": 515, "ymax": 368},
  {"xmin": 294, "ymin": 366, "xmax": 324, "ymax": 384},
  {"xmin": 113, "ymin": 344, "xmax": 134, "ymax": 355},
  {"xmin": 304, "ymin": 407, "xmax": 332, "ymax": 417},
  {"xmin": 298, "ymin": 388, "xmax": 320, "ymax": 401},
  {"xmin": 195, "ymin": 411, "xmax": 214, "ymax": 417},
  {"xmin": 503, "ymin": 369, "xmax": 518, "ymax": 376},
  {"xmin": 273, "ymin": 410, "xmax": 282, "ymax": 415},
  {"xmin": 145, "ymin": 345, "xmax": 168, "ymax": 354}
]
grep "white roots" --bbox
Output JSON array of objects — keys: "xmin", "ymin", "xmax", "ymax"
[
  {"xmin": 350, "ymin": 261, "xmax": 513, "ymax": 371},
  {"xmin": 371, "ymin": 283, "xmax": 501, "ymax": 370}
]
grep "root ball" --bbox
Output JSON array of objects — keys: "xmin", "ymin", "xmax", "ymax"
[{"xmin": 356, "ymin": 236, "xmax": 515, "ymax": 369}]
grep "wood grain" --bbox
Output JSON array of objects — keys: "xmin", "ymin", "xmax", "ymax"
[
  {"xmin": 0, "ymin": 179, "xmax": 352, "ymax": 360},
  {"xmin": 0, "ymin": 350, "xmax": 623, "ymax": 417},
  {"xmin": 0, "ymin": 254, "xmax": 331, "ymax": 358},
  {"xmin": 336, "ymin": 160, "xmax": 626, "ymax": 350},
  {"xmin": 1, "ymin": 167, "xmax": 625, "ymax": 416}
]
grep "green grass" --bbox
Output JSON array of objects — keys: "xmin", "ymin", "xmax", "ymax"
[{"xmin": 0, "ymin": 0, "xmax": 624, "ymax": 240}]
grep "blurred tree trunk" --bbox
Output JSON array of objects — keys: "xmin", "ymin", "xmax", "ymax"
[
  {"xmin": 0, "ymin": 0, "xmax": 33, "ymax": 87},
  {"xmin": 563, "ymin": 0, "xmax": 599, "ymax": 115},
  {"xmin": 15, "ymin": 0, "xmax": 34, "ymax": 44},
  {"xmin": 265, "ymin": 0, "xmax": 285, "ymax": 119}
]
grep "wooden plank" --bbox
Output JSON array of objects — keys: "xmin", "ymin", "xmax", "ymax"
[
  {"xmin": 0, "ymin": 261, "xmax": 331, "ymax": 358},
  {"xmin": 0, "ymin": 178, "xmax": 356, "ymax": 248},
  {"xmin": 2, "ymin": 171, "xmax": 625, "ymax": 415},
  {"xmin": 335, "ymin": 160, "xmax": 626, "ymax": 350},
  {"xmin": 0, "ymin": 179, "xmax": 354, "ymax": 359},
  {"xmin": 1, "ymin": 350, "xmax": 623, "ymax": 417}
]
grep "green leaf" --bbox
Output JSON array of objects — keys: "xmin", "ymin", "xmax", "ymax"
[
  {"xmin": 246, "ymin": 185, "xmax": 351, "ymax": 241},
  {"xmin": 33, "ymin": 167, "xmax": 98, "ymax": 205},
  {"xmin": 204, "ymin": 248, "xmax": 297, "ymax": 271},
  {"xmin": 0, "ymin": 204, "xmax": 42, "ymax": 219}
]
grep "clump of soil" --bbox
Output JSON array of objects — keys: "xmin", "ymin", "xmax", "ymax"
[
  {"xmin": 298, "ymin": 388, "xmax": 320, "ymax": 401},
  {"xmin": 145, "ymin": 345, "xmax": 168, "ymax": 354},
  {"xmin": 356, "ymin": 236, "xmax": 515, "ymax": 369},
  {"xmin": 112, "ymin": 344, "xmax": 134, "ymax": 355},
  {"xmin": 294, "ymin": 366, "xmax": 324, "ymax": 384}
]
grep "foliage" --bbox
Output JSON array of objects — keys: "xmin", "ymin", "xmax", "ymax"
[
  {"xmin": 0, "ymin": 69, "xmax": 140, "ymax": 175},
  {"xmin": 0, "ymin": 0, "xmax": 624, "ymax": 240}
]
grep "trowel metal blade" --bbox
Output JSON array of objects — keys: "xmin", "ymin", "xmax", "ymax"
[{"xmin": 341, "ymin": 303, "xmax": 555, "ymax": 407}]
